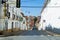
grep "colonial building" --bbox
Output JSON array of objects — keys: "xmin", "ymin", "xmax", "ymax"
[{"xmin": 0, "ymin": 0, "xmax": 23, "ymax": 33}]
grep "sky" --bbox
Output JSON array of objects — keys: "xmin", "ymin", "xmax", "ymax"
[{"xmin": 21, "ymin": 0, "xmax": 45, "ymax": 16}]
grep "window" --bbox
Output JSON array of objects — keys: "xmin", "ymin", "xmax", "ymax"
[
  {"xmin": 12, "ymin": 14, "xmax": 15, "ymax": 20},
  {"xmin": 7, "ymin": 12, "xmax": 10, "ymax": 19},
  {"xmin": 12, "ymin": 22, "xmax": 14, "ymax": 32}
]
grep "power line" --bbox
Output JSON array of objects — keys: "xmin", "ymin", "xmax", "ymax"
[
  {"xmin": 21, "ymin": 6, "xmax": 44, "ymax": 8},
  {"xmin": 21, "ymin": 0, "xmax": 36, "ymax": 2},
  {"xmin": 21, "ymin": 6, "xmax": 60, "ymax": 8}
]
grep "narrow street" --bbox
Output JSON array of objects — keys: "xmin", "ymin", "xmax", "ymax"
[
  {"xmin": 0, "ymin": 30, "xmax": 60, "ymax": 40},
  {"xmin": 0, "ymin": 30, "xmax": 51, "ymax": 36},
  {"xmin": 0, "ymin": 31, "xmax": 60, "ymax": 40},
  {"xmin": 2, "ymin": 30, "xmax": 54, "ymax": 36},
  {"xmin": 18, "ymin": 30, "xmax": 50, "ymax": 35},
  {"xmin": 0, "ymin": 0, "xmax": 60, "ymax": 40}
]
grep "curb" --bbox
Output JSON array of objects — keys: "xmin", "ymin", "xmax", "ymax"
[{"xmin": 45, "ymin": 30, "xmax": 60, "ymax": 36}]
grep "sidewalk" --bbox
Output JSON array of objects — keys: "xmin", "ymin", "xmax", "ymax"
[
  {"xmin": 0, "ymin": 30, "xmax": 24, "ymax": 37},
  {"xmin": 44, "ymin": 30, "xmax": 60, "ymax": 36}
]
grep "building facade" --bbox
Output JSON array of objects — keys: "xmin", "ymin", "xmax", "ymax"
[
  {"xmin": 0, "ymin": 0, "xmax": 25, "ymax": 32},
  {"xmin": 39, "ymin": 0, "xmax": 60, "ymax": 30}
]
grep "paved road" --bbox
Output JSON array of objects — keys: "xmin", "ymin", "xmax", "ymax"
[
  {"xmin": 19, "ymin": 30, "xmax": 49, "ymax": 35},
  {"xmin": 16, "ymin": 26, "xmax": 49, "ymax": 35},
  {"xmin": 2, "ymin": 30, "xmax": 54, "ymax": 36},
  {"xmin": 0, "ymin": 30, "xmax": 60, "ymax": 40},
  {"xmin": 0, "ymin": 35, "xmax": 60, "ymax": 40}
]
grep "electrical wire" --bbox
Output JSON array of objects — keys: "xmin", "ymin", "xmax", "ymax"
[
  {"xmin": 21, "ymin": 5, "xmax": 60, "ymax": 8},
  {"xmin": 21, "ymin": 6, "xmax": 44, "ymax": 8},
  {"xmin": 21, "ymin": 0, "xmax": 37, "ymax": 2}
]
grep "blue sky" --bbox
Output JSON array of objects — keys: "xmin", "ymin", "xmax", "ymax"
[{"xmin": 21, "ymin": 0, "xmax": 45, "ymax": 16}]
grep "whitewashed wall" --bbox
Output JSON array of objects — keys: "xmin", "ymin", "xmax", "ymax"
[{"xmin": 39, "ymin": 0, "xmax": 60, "ymax": 30}]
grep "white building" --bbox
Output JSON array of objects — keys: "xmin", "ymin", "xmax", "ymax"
[
  {"xmin": 0, "ymin": 0, "xmax": 27, "ymax": 31},
  {"xmin": 39, "ymin": 0, "xmax": 60, "ymax": 30},
  {"xmin": 0, "ymin": 0, "xmax": 23, "ymax": 32}
]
